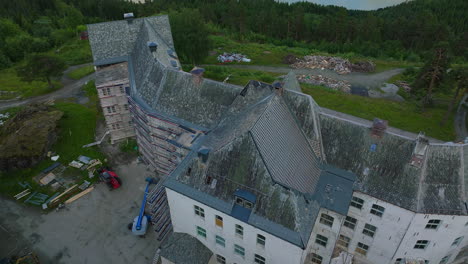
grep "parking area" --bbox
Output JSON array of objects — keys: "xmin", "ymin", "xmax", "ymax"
[{"xmin": 0, "ymin": 161, "xmax": 160, "ymax": 264}]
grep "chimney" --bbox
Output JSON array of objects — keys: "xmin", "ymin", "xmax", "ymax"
[
  {"xmin": 147, "ymin": 41, "xmax": 158, "ymax": 57},
  {"xmin": 123, "ymin": 13, "xmax": 134, "ymax": 23},
  {"xmin": 272, "ymin": 81, "xmax": 283, "ymax": 95}
]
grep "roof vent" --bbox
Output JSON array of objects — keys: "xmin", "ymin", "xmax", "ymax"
[
  {"xmin": 272, "ymin": 81, "xmax": 283, "ymax": 95},
  {"xmin": 147, "ymin": 41, "xmax": 158, "ymax": 53},
  {"xmin": 198, "ymin": 147, "xmax": 211, "ymax": 163},
  {"xmin": 124, "ymin": 13, "xmax": 134, "ymax": 23},
  {"xmin": 371, "ymin": 118, "xmax": 387, "ymax": 138}
]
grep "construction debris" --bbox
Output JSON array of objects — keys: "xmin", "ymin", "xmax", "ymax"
[
  {"xmin": 65, "ymin": 186, "xmax": 94, "ymax": 204},
  {"xmin": 39, "ymin": 172, "xmax": 56, "ymax": 185},
  {"xmin": 14, "ymin": 189, "xmax": 31, "ymax": 200},
  {"xmin": 69, "ymin": 160, "xmax": 84, "ymax": 168},
  {"xmin": 296, "ymin": 74, "xmax": 351, "ymax": 93},
  {"xmin": 395, "ymin": 81, "xmax": 412, "ymax": 93},
  {"xmin": 24, "ymin": 192, "xmax": 49, "ymax": 205},
  {"xmin": 50, "ymin": 184, "xmax": 78, "ymax": 205},
  {"xmin": 217, "ymin": 52, "xmax": 251, "ymax": 63},
  {"xmin": 289, "ymin": 55, "xmax": 375, "ymax": 74}
]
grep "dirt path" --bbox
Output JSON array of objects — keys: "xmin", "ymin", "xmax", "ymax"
[
  {"xmin": 0, "ymin": 63, "xmax": 95, "ymax": 111},
  {"xmin": 0, "ymin": 162, "xmax": 159, "ymax": 264},
  {"xmin": 201, "ymin": 64, "xmax": 404, "ymax": 89}
]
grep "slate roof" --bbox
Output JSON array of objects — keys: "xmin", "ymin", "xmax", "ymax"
[
  {"xmin": 95, "ymin": 62, "xmax": 128, "ymax": 87},
  {"xmin": 159, "ymin": 232, "xmax": 213, "ymax": 264}
]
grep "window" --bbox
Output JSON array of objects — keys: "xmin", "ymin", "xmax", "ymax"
[
  {"xmin": 235, "ymin": 224, "xmax": 243, "ymax": 238},
  {"xmin": 344, "ymin": 216, "xmax": 357, "ymax": 230},
  {"xmin": 315, "ymin": 234, "xmax": 328, "ymax": 247},
  {"xmin": 194, "ymin": 205, "xmax": 205, "ymax": 219},
  {"xmin": 234, "ymin": 244, "xmax": 245, "ymax": 257},
  {"xmin": 356, "ymin": 242, "xmax": 369, "ymax": 256},
  {"xmin": 102, "ymin": 87, "xmax": 111, "ymax": 96},
  {"xmin": 414, "ymin": 240, "xmax": 429, "ymax": 249},
  {"xmin": 257, "ymin": 234, "xmax": 266, "ymax": 247},
  {"xmin": 107, "ymin": 106, "xmax": 112, "ymax": 114},
  {"xmin": 254, "ymin": 254, "xmax": 266, "ymax": 264},
  {"xmin": 363, "ymin": 223, "xmax": 377, "ymax": 238},
  {"xmin": 115, "ymin": 123, "xmax": 120, "ymax": 129},
  {"xmin": 216, "ymin": 255, "xmax": 226, "ymax": 264},
  {"xmin": 235, "ymin": 197, "xmax": 253, "ymax": 209},
  {"xmin": 337, "ymin": 234, "xmax": 351, "ymax": 248},
  {"xmin": 120, "ymin": 86, "xmax": 125, "ymax": 93},
  {"xmin": 196, "ymin": 226, "xmax": 206, "ymax": 238},
  {"xmin": 426, "ymin": 219, "xmax": 441, "ymax": 229},
  {"xmin": 215, "ymin": 235, "xmax": 225, "ymax": 247},
  {"xmin": 350, "ymin": 196, "xmax": 364, "ymax": 209},
  {"xmin": 370, "ymin": 204, "xmax": 385, "ymax": 217},
  {"xmin": 310, "ymin": 253, "xmax": 323, "ymax": 264},
  {"xmin": 452, "ymin": 236, "xmax": 463, "ymax": 247},
  {"xmin": 319, "ymin": 213, "xmax": 334, "ymax": 227},
  {"xmin": 215, "ymin": 215, "xmax": 223, "ymax": 228},
  {"xmin": 439, "ymin": 255, "xmax": 451, "ymax": 264},
  {"xmin": 124, "ymin": 104, "xmax": 129, "ymax": 110}
]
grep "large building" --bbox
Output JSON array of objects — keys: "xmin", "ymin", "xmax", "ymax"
[{"xmin": 87, "ymin": 15, "xmax": 468, "ymax": 264}]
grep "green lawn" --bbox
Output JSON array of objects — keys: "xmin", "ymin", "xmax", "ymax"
[
  {"xmin": 67, "ymin": 65, "xmax": 95, "ymax": 80},
  {"xmin": 50, "ymin": 38, "xmax": 93, "ymax": 66},
  {"xmin": 202, "ymin": 35, "xmax": 418, "ymax": 72},
  {"xmin": 203, "ymin": 65, "xmax": 281, "ymax": 86},
  {"xmin": 302, "ymin": 84, "xmax": 455, "ymax": 141},
  {"xmin": 0, "ymin": 84, "xmax": 104, "ymax": 198},
  {"xmin": 0, "ymin": 67, "xmax": 62, "ymax": 100}
]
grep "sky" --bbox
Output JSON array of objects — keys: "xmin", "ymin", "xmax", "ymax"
[{"xmin": 278, "ymin": 0, "xmax": 410, "ymax": 10}]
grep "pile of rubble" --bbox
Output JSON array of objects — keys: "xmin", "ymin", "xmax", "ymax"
[
  {"xmin": 297, "ymin": 74, "xmax": 351, "ymax": 93},
  {"xmin": 217, "ymin": 52, "xmax": 251, "ymax": 63},
  {"xmin": 395, "ymin": 81, "xmax": 412, "ymax": 93},
  {"xmin": 0, "ymin": 112, "xmax": 9, "ymax": 126},
  {"xmin": 289, "ymin": 55, "xmax": 375, "ymax": 74}
]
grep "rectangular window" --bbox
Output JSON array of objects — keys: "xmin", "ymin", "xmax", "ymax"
[
  {"xmin": 257, "ymin": 234, "xmax": 266, "ymax": 247},
  {"xmin": 234, "ymin": 244, "xmax": 245, "ymax": 257},
  {"xmin": 215, "ymin": 215, "xmax": 223, "ymax": 228},
  {"xmin": 216, "ymin": 255, "xmax": 226, "ymax": 264},
  {"xmin": 426, "ymin": 219, "xmax": 441, "ymax": 229},
  {"xmin": 254, "ymin": 254, "xmax": 266, "ymax": 264},
  {"xmin": 370, "ymin": 204, "xmax": 385, "ymax": 217},
  {"xmin": 107, "ymin": 106, "xmax": 112, "ymax": 114},
  {"xmin": 106, "ymin": 88, "xmax": 111, "ymax": 95},
  {"xmin": 124, "ymin": 104, "xmax": 129, "ymax": 111},
  {"xmin": 319, "ymin": 213, "xmax": 334, "ymax": 227},
  {"xmin": 452, "ymin": 236, "xmax": 463, "ymax": 247},
  {"xmin": 215, "ymin": 235, "xmax": 225, "ymax": 247},
  {"xmin": 120, "ymin": 86, "xmax": 125, "ymax": 93},
  {"xmin": 344, "ymin": 216, "xmax": 357, "ymax": 230},
  {"xmin": 111, "ymin": 124, "xmax": 116, "ymax": 130},
  {"xmin": 115, "ymin": 123, "xmax": 120, "ymax": 129},
  {"xmin": 439, "ymin": 255, "xmax": 450, "ymax": 264},
  {"xmin": 356, "ymin": 242, "xmax": 369, "ymax": 256},
  {"xmin": 414, "ymin": 240, "xmax": 429, "ymax": 249},
  {"xmin": 196, "ymin": 226, "xmax": 206, "ymax": 238},
  {"xmin": 194, "ymin": 205, "xmax": 205, "ymax": 219},
  {"xmin": 235, "ymin": 224, "xmax": 243, "ymax": 238},
  {"xmin": 315, "ymin": 234, "xmax": 328, "ymax": 247},
  {"xmin": 337, "ymin": 234, "xmax": 351, "ymax": 248},
  {"xmin": 363, "ymin": 223, "xmax": 377, "ymax": 238},
  {"xmin": 310, "ymin": 253, "xmax": 323, "ymax": 264},
  {"xmin": 350, "ymin": 196, "xmax": 364, "ymax": 209}
]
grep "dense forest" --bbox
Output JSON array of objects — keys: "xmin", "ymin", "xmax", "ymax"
[{"xmin": 0, "ymin": 0, "xmax": 467, "ymax": 67}]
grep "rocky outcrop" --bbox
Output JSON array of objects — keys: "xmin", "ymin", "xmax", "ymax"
[
  {"xmin": 289, "ymin": 55, "xmax": 375, "ymax": 74},
  {"xmin": 0, "ymin": 105, "xmax": 63, "ymax": 172}
]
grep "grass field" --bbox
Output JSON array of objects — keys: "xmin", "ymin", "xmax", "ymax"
[
  {"xmin": 0, "ymin": 67, "xmax": 62, "ymax": 100},
  {"xmin": 50, "ymin": 38, "xmax": 93, "ymax": 66},
  {"xmin": 202, "ymin": 35, "xmax": 419, "ymax": 72},
  {"xmin": 67, "ymin": 65, "xmax": 95, "ymax": 80},
  {"xmin": 302, "ymin": 84, "xmax": 455, "ymax": 141},
  {"xmin": 203, "ymin": 65, "xmax": 281, "ymax": 86}
]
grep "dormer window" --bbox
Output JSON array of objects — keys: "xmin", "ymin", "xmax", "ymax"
[{"xmin": 231, "ymin": 189, "xmax": 257, "ymax": 222}]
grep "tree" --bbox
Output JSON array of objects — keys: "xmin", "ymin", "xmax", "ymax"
[
  {"xmin": 17, "ymin": 54, "xmax": 66, "ymax": 89},
  {"xmin": 169, "ymin": 8, "xmax": 212, "ymax": 65},
  {"xmin": 441, "ymin": 68, "xmax": 468, "ymax": 126},
  {"xmin": 413, "ymin": 42, "xmax": 451, "ymax": 109}
]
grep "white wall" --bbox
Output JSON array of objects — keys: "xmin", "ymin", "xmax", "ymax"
[
  {"xmin": 394, "ymin": 213, "xmax": 468, "ymax": 263},
  {"xmin": 165, "ymin": 188, "xmax": 305, "ymax": 264}
]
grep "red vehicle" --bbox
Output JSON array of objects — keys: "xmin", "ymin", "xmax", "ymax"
[{"xmin": 98, "ymin": 168, "xmax": 122, "ymax": 190}]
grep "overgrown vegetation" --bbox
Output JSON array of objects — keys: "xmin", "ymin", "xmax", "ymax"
[
  {"xmin": 302, "ymin": 84, "xmax": 455, "ymax": 141},
  {"xmin": 119, "ymin": 138, "xmax": 138, "ymax": 154},
  {"xmin": 67, "ymin": 65, "xmax": 94, "ymax": 80},
  {"xmin": 203, "ymin": 66, "xmax": 280, "ymax": 86}
]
